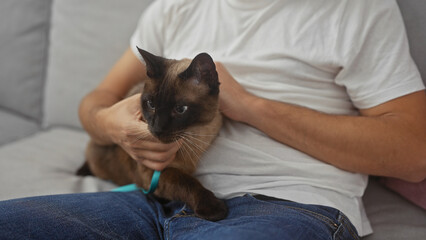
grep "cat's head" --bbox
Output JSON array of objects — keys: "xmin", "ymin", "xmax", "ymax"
[{"xmin": 136, "ymin": 47, "xmax": 220, "ymax": 143}]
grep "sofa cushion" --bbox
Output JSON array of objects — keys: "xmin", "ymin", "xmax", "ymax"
[
  {"xmin": 43, "ymin": 0, "xmax": 153, "ymax": 129},
  {"xmin": 397, "ymin": 0, "xmax": 426, "ymax": 84},
  {"xmin": 0, "ymin": 128, "xmax": 116, "ymax": 201},
  {"xmin": 380, "ymin": 178, "xmax": 426, "ymax": 210},
  {"xmin": 0, "ymin": 109, "xmax": 39, "ymax": 146},
  {"xmin": 0, "ymin": 0, "xmax": 52, "ymax": 121},
  {"xmin": 362, "ymin": 178, "xmax": 426, "ymax": 240}
]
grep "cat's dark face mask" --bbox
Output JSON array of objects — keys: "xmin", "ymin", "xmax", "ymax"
[{"xmin": 137, "ymin": 48, "xmax": 220, "ymax": 143}]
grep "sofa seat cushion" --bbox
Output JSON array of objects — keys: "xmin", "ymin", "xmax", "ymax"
[
  {"xmin": 362, "ymin": 178, "xmax": 426, "ymax": 240},
  {"xmin": 0, "ymin": 109, "xmax": 39, "ymax": 146},
  {"xmin": 380, "ymin": 178, "xmax": 426, "ymax": 210},
  {"xmin": 0, "ymin": 127, "xmax": 115, "ymax": 201}
]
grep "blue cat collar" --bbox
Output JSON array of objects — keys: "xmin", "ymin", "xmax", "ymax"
[
  {"xmin": 142, "ymin": 170, "xmax": 161, "ymax": 194},
  {"xmin": 111, "ymin": 170, "xmax": 161, "ymax": 194},
  {"xmin": 111, "ymin": 184, "xmax": 139, "ymax": 192}
]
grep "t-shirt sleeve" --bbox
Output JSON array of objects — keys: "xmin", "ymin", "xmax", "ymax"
[
  {"xmin": 335, "ymin": 0, "xmax": 425, "ymax": 110},
  {"xmin": 130, "ymin": 0, "xmax": 167, "ymax": 63}
]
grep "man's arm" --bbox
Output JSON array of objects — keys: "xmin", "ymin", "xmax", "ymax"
[
  {"xmin": 78, "ymin": 48, "xmax": 181, "ymax": 171},
  {"xmin": 217, "ymin": 62, "xmax": 426, "ymax": 183},
  {"xmin": 79, "ymin": 48, "xmax": 144, "ymax": 145}
]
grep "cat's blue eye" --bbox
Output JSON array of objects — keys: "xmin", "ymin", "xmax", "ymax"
[
  {"xmin": 146, "ymin": 100, "xmax": 155, "ymax": 110},
  {"xmin": 175, "ymin": 105, "xmax": 188, "ymax": 114}
]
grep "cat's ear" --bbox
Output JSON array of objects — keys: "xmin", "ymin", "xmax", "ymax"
[
  {"xmin": 136, "ymin": 47, "xmax": 165, "ymax": 79},
  {"xmin": 179, "ymin": 53, "xmax": 219, "ymax": 95}
]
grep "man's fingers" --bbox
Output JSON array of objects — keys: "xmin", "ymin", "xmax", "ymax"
[
  {"xmin": 136, "ymin": 155, "xmax": 176, "ymax": 171},
  {"xmin": 131, "ymin": 140, "xmax": 181, "ymax": 152},
  {"xmin": 126, "ymin": 93, "xmax": 142, "ymax": 112},
  {"xmin": 139, "ymin": 160, "xmax": 166, "ymax": 171},
  {"xmin": 134, "ymin": 150, "xmax": 172, "ymax": 162}
]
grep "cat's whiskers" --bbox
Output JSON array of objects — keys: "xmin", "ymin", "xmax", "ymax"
[
  {"xmin": 183, "ymin": 131, "xmax": 216, "ymax": 137},
  {"xmin": 179, "ymin": 136, "xmax": 199, "ymax": 169},
  {"xmin": 180, "ymin": 132, "xmax": 224, "ymax": 154},
  {"xmin": 178, "ymin": 136, "xmax": 208, "ymax": 165},
  {"xmin": 180, "ymin": 132, "xmax": 205, "ymax": 146},
  {"xmin": 131, "ymin": 131, "xmax": 153, "ymax": 144},
  {"xmin": 180, "ymin": 133, "xmax": 211, "ymax": 148},
  {"xmin": 178, "ymin": 140, "xmax": 191, "ymax": 161},
  {"xmin": 180, "ymin": 134, "xmax": 205, "ymax": 158}
]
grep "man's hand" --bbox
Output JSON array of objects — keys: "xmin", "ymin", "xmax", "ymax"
[
  {"xmin": 216, "ymin": 62, "xmax": 257, "ymax": 122},
  {"xmin": 97, "ymin": 94, "xmax": 181, "ymax": 171}
]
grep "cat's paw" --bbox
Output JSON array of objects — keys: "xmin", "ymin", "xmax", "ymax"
[{"xmin": 194, "ymin": 191, "xmax": 228, "ymax": 221}]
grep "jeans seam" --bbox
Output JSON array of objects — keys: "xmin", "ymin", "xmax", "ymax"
[
  {"xmin": 285, "ymin": 206, "xmax": 339, "ymax": 229},
  {"xmin": 249, "ymin": 194, "xmax": 339, "ymax": 230},
  {"xmin": 338, "ymin": 213, "xmax": 359, "ymax": 240},
  {"xmin": 164, "ymin": 205, "xmax": 190, "ymax": 240}
]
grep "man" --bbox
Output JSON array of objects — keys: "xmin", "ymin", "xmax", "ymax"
[{"xmin": 1, "ymin": 0, "xmax": 425, "ymax": 239}]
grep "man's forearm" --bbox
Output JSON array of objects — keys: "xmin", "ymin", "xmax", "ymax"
[
  {"xmin": 78, "ymin": 89, "xmax": 122, "ymax": 145},
  {"xmin": 241, "ymin": 94, "xmax": 426, "ymax": 182}
]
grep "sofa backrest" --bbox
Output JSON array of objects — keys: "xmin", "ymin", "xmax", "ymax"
[
  {"xmin": 397, "ymin": 0, "xmax": 426, "ymax": 85},
  {"xmin": 0, "ymin": 0, "xmax": 52, "ymax": 121},
  {"xmin": 43, "ymin": 0, "xmax": 153, "ymax": 129}
]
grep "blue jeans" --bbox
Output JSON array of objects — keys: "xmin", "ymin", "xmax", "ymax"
[{"xmin": 0, "ymin": 191, "xmax": 359, "ymax": 240}]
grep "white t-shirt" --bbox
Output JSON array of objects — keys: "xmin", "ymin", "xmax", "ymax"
[{"xmin": 130, "ymin": 0, "xmax": 425, "ymax": 236}]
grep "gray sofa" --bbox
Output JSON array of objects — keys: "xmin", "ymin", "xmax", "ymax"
[{"xmin": 0, "ymin": 0, "xmax": 425, "ymax": 239}]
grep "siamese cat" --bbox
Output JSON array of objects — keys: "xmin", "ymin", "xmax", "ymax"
[{"xmin": 77, "ymin": 48, "xmax": 227, "ymax": 221}]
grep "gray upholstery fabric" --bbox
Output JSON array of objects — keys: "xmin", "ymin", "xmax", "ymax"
[
  {"xmin": 0, "ymin": 0, "xmax": 51, "ymax": 121},
  {"xmin": 397, "ymin": 0, "xmax": 426, "ymax": 84},
  {"xmin": 43, "ymin": 0, "xmax": 153, "ymax": 129},
  {"xmin": 0, "ymin": 109, "xmax": 39, "ymax": 146},
  {"xmin": 362, "ymin": 178, "xmax": 426, "ymax": 240},
  {"xmin": 0, "ymin": 128, "xmax": 116, "ymax": 201}
]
